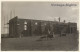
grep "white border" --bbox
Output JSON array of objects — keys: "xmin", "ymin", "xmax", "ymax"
[{"xmin": 0, "ymin": 0, "xmax": 80, "ymax": 52}]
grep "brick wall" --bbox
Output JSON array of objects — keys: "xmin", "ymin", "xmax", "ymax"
[{"xmin": 9, "ymin": 17, "xmax": 77, "ymax": 37}]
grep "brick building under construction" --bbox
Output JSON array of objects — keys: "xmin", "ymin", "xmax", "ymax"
[{"xmin": 9, "ymin": 16, "xmax": 77, "ymax": 37}]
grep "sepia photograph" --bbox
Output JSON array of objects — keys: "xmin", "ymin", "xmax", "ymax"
[{"xmin": 1, "ymin": 1, "xmax": 79, "ymax": 51}]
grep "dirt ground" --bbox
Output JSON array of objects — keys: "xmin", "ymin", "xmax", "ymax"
[{"xmin": 1, "ymin": 34, "xmax": 78, "ymax": 51}]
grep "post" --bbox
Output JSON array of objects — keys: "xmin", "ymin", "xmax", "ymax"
[{"xmin": 58, "ymin": 17, "xmax": 60, "ymax": 22}]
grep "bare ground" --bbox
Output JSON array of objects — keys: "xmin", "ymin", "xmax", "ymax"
[{"xmin": 1, "ymin": 34, "xmax": 78, "ymax": 51}]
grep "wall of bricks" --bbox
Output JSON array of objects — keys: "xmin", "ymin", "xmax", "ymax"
[{"xmin": 9, "ymin": 17, "xmax": 77, "ymax": 37}]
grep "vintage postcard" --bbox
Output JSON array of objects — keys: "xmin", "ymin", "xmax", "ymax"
[{"xmin": 1, "ymin": 1, "xmax": 79, "ymax": 51}]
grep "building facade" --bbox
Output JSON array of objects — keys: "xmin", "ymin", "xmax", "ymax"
[{"xmin": 9, "ymin": 16, "xmax": 77, "ymax": 37}]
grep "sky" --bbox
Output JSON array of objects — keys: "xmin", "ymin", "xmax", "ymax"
[{"xmin": 1, "ymin": 2, "xmax": 79, "ymax": 34}]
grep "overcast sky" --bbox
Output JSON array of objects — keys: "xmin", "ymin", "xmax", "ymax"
[{"xmin": 1, "ymin": 2, "xmax": 79, "ymax": 34}]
